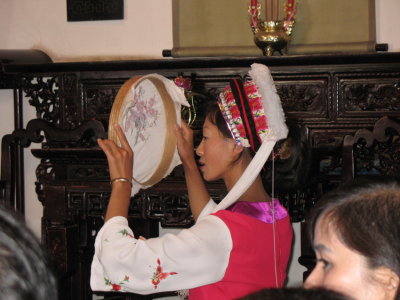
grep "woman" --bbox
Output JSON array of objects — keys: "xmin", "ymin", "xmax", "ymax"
[
  {"xmin": 91, "ymin": 64, "xmax": 304, "ymax": 299},
  {"xmin": 304, "ymin": 179, "xmax": 400, "ymax": 300}
]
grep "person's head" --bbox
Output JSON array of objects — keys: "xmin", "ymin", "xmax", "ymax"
[
  {"xmin": 197, "ymin": 100, "xmax": 310, "ymax": 190},
  {"xmin": 304, "ymin": 179, "xmax": 400, "ymax": 300},
  {"xmin": 240, "ymin": 287, "xmax": 353, "ymax": 300},
  {"xmin": 0, "ymin": 204, "xmax": 58, "ymax": 300}
]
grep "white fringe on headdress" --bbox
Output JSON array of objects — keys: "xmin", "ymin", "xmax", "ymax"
[
  {"xmin": 249, "ymin": 63, "xmax": 288, "ymax": 142},
  {"xmin": 213, "ymin": 63, "xmax": 288, "ymax": 212}
]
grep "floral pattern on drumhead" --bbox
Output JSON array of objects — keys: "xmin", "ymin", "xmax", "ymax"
[{"xmin": 122, "ymin": 85, "xmax": 160, "ymax": 146}]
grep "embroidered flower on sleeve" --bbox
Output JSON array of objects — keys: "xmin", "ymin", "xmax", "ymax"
[
  {"xmin": 151, "ymin": 258, "xmax": 177, "ymax": 289},
  {"xmin": 119, "ymin": 229, "xmax": 134, "ymax": 238},
  {"xmin": 104, "ymin": 275, "xmax": 130, "ymax": 291}
]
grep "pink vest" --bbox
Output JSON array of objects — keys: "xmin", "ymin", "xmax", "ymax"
[{"xmin": 189, "ymin": 210, "xmax": 293, "ymax": 300}]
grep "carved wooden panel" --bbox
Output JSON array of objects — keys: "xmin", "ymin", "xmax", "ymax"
[
  {"xmin": 338, "ymin": 72, "xmax": 400, "ymax": 118},
  {"xmin": 276, "ymin": 74, "xmax": 330, "ymax": 120}
]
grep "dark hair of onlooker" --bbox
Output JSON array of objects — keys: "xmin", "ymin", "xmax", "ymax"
[
  {"xmin": 0, "ymin": 203, "xmax": 58, "ymax": 300},
  {"xmin": 240, "ymin": 287, "xmax": 353, "ymax": 300}
]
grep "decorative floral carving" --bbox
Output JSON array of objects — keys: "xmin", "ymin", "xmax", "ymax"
[
  {"xmin": 85, "ymin": 86, "xmax": 118, "ymax": 117},
  {"xmin": 36, "ymin": 159, "xmax": 55, "ymax": 181},
  {"xmin": 277, "ymin": 84, "xmax": 324, "ymax": 113},
  {"xmin": 342, "ymin": 82, "xmax": 400, "ymax": 112},
  {"xmin": 22, "ymin": 76, "xmax": 60, "ymax": 124},
  {"xmin": 59, "ymin": 74, "xmax": 80, "ymax": 129},
  {"xmin": 354, "ymin": 135, "xmax": 400, "ymax": 176},
  {"xmin": 22, "ymin": 74, "xmax": 82, "ymax": 129}
]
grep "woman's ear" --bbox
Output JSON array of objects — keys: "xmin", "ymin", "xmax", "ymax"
[
  {"xmin": 233, "ymin": 143, "xmax": 244, "ymax": 155},
  {"xmin": 387, "ymin": 269, "xmax": 399, "ymax": 291},
  {"xmin": 374, "ymin": 266, "xmax": 399, "ymax": 293}
]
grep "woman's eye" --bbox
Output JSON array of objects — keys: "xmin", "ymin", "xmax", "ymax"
[{"xmin": 317, "ymin": 258, "xmax": 330, "ymax": 269}]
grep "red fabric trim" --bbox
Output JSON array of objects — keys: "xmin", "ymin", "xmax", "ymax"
[{"xmin": 233, "ymin": 79, "xmax": 255, "ymax": 151}]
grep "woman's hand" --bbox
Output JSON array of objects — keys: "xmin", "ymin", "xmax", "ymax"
[
  {"xmin": 98, "ymin": 124, "xmax": 133, "ymax": 182},
  {"xmin": 173, "ymin": 121, "xmax": 195, "ymax": 166},
  {"xmin": 174, "ymin": 121, "xmax": 210, "ymax": 221},
  {"xmin": 99, "ymin": 124, "xmax": 133, "ymax": 221}
]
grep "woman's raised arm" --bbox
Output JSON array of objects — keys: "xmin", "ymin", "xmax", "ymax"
[
  {"xmin": 174, "ymin": 122, "xmax": 210, "ymax": 221},
  {"xmin": 98, "ymin": 124, "xmax": 133, "ymax": 222}
]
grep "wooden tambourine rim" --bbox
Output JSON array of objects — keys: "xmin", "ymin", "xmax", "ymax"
[{"xmin": 108, "ymin": 76, "xmax": 177, "ymax": 187}]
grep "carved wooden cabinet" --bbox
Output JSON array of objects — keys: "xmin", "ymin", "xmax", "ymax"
[{"xmin": 1, "ymin": 53, "xmax": 400, "ymax": 299}]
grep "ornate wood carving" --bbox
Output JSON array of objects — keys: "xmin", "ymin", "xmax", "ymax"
[
  {"xmin": 338, "ymin": 74, "xmax": 400, "ymax": 117},
  {"xmin": 342, "ymin": 116, "xmax": 400, "ymax": 181},
  {"xmin": 22, "ymin": 76, "xmax": 60, "ymax": 124},
  {"xmin": 276, "ymin": 77, "xmax": 328, "ymax": 119},
  {"xmin": 83, "ymin": 82, "xmax": 121, "ymax": 127}
]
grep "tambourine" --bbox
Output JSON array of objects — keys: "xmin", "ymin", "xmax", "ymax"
[{"xmin": 108, "ymin": 74, "xmax": 189, "ymax": 196}]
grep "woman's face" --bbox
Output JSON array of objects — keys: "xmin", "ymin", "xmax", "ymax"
[
  {"xmin": 195, "ymin": 117, "xmax": 239, "ymax": 182},
  {"xmin": 304, "ymin": 217, "xmax": 396, "ymax": 300}
]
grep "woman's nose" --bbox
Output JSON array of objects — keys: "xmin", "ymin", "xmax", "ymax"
[
  {"xmin": 303, "ymin": 267, "xmax": 321, "ymax": 289},
  {"xmin": 196, "ymin": 140, "xmax": 204, "ymax": 156}
]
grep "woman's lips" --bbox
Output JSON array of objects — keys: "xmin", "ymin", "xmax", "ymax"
[{"xmin": 198, "ymin": 161, "xmax": 205, "ymax": 172}]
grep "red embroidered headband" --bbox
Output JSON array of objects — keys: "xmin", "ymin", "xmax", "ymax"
[{"xmin": 218, "ymin": 79, "xmax": 269, "ymax": 153}]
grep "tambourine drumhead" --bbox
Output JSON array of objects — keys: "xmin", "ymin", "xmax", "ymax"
[{"xmin": 108, "ymin": 75, "xmax": 188, "ymax": 195}]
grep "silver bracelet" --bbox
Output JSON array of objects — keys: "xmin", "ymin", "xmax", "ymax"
[{"xmin": 110, "ymin": 177, "xmax": 132, "ymax": 187}]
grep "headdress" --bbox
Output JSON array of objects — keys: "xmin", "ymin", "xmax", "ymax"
[
  {"xmin": 108, "ymin": 74, "xmax": 189, "ymax": 196},
  {"xmin": 213, "ymin": 63, "xmax": 288, "ymax": 212}
]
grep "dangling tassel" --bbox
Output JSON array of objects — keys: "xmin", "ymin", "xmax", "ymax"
[{"xmin": 271, "ymin": 150, "xmax": 278, "ymax": 287}]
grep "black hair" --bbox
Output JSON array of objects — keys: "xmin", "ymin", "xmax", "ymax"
[
  {"xmin": 262, "ymin": 118, "xmax": 311, "ymax": 193},
  {"xmin": 205, "ymin": 100, "xmax": 233, "ymax": 139},
  {"xmin": 240, "ymin": 287, "xmax": 353, "ymax": 300},
  {"xmin": 0, "ymin": 204, "xmax": 58, "ymax": 300}
]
